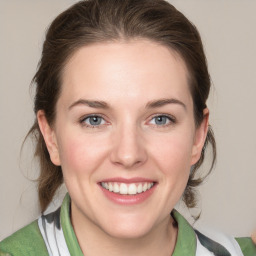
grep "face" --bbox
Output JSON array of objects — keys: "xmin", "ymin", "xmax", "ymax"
[{"xmin": 38, "ymin": 40, "xmax": 208, "ymax": 239}]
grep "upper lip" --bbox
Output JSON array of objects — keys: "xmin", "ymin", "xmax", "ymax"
[{"xmin": 99, "ymin": 177, "xmax": 156, "ymax": 184}]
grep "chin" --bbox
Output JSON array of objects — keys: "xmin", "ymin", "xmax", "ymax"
[
  {"xmin": 104, "ymin": 224, "xmax": 153, "ymax": 240},
  {"xmin": 96, "ymin": 212, "xmax": 159, "ymax": 240}
]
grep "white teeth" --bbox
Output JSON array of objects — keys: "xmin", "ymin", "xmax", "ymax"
[
  {"xmin": 101, "ymin": 182, "xmax": 154, "ymax": 195},
  {"xmin": 128, "ymin": 184, "xmax": 137, "ymax": 195},
  {"xmin": 120, "ymin": 183, "xmax": 128, "ymax": 194},
  {"xmin": 137, "ymin": 183, "xmax": 143, "ymax": 193},
  {"xmin": 113, "ymin": 183, "xmax": 119, "ymax": 193}
]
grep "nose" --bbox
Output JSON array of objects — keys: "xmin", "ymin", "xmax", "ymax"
[{"xmin": 110, "ymin": 124, "xmax": 147, "ymax": 169}]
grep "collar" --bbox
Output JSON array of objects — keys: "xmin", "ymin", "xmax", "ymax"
[
  {"xmin": 172, "ymin": 209, "xmax": 197, "ymax": 256},
  {"xmin": 61, "ymin": 194, "xmax": 83, "ymax": 255},
  {"xmin": 60, "ymin": 194, "xmax": 197, "ymax": 256}
]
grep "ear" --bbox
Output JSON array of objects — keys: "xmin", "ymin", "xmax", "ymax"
[
  {"xmin": 37, "ymin": 110, "xmax": 61, "ymax": 166},
  {"xmin": 191, "ymin": 108, "xmax": 209, "ymax": 165}
]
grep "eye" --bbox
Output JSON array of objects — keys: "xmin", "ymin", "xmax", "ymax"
[
  {"xmin": 149, "ymin": 115, "xmax": 175, "ymax": 126},
  {"xmin": 80, "ymin": 115, "xmax": 106, "ymax": 127}
]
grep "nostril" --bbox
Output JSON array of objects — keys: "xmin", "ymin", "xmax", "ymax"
[{"xmin": 110, "ymin": 150, "xmax": 147, "ymax": 168}]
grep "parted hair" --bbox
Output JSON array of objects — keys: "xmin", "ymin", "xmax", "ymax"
[{"xmin": 28, "ymin": 0, "xmax": 216, "ymax": 212}]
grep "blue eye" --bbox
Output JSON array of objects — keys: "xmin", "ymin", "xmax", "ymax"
[
  {"xmin": 149, "ymin": 115, "xmax": 174, "ymax": 126},
  {"xmin": 154, "ymin": 116, "xmax": 168, "ymax": 125},
  {"xmin": 82, "ymin": 115, "xmax": 106, "ymax": 127}
]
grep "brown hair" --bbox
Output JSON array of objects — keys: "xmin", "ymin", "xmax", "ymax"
[{"xmin": 28, "ymin": 0, "xmax": 216, "ymax": 212}]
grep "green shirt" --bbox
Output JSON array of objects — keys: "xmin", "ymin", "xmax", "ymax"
[{"xmin": 1, "ymin": 194, "xmax": 255, "ymax": 255}]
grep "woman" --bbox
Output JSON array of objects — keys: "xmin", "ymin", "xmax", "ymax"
[{"xmin": 0, "ymin": 0, "xmax": 255, "ymax": 255}]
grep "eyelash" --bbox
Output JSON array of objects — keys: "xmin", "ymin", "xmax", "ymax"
[
  {"xmin": 79, "ymin": 114, "xmax": 176, "ymax": 128},
  {"xmin": 148, "ymin": 114, "xmax": 176, "ymax": 127},
  {"xmin": 79, "ymin": 114, "xmax": 108, "ymax": 128}
]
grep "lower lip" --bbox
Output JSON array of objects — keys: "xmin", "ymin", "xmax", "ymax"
[{"xmin": 99, "ymin": 184, "xmax": 157, "ymax": 205}]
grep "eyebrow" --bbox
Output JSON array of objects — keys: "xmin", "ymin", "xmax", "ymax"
[
  {"xmin": 68, "ymin": 98, "xmax": 186, "ymax": 111},
  {"xmin": 68, "ymin": 99, "xmax": 109, "ymax": 110},
  {"xmin": 146, "ymin": 98, "xmax": 187, "ymax": 110}
]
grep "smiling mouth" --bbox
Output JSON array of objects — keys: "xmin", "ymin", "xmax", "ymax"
[{"xmin": 100, "ymin": 182, "xmax": 155, "ymax": 195}]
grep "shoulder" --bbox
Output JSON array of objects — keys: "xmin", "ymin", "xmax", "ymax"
[
  {"xmin": 235, "ymin": 237, "xmax": 256, "ymax": 256},
  {"xmin": 0, "ymin": 220, "xmax": 48, "ymax": 256}
]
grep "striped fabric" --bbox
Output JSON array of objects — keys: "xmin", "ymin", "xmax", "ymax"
[{"xmin": 37, "ymin": 194, "xmax": 245, "ymax": 256}]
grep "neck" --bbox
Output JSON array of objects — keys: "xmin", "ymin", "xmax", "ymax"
[{"xmin": 71, "ymin": 204, "xmax": 178, "ymax": 256}]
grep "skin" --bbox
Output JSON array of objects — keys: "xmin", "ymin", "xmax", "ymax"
[
  {"xmin": 38, "ymin": 40, "xmax": 209, "ymax": 256},
  {"xmin": 252, "ymin": 231, "xmax": 256, "ymax": 244}
]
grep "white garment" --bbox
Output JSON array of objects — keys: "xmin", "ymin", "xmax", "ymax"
[
  {"xmin": 195, "ymin": 229, "xmax": 244, "ymax": 256},
  {"xmin": 38, "ymin": 212, "xmax": 70, "ymax": 256},
  {"xmin": 38, "ymin": 206, "xmax": 245, "ymax": 256}
]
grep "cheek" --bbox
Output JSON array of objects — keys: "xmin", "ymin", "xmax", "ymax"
[
  {"xmin": 148, "ymin": 130, "xmax": 194, "ymax": 196},
  {"xmin": 151, "ymin": 132, "xmax": 194, "ymax": 170},
  {"xmin": 147, "ymin": 131, "xmax": 194, "ymax": 209},
  {"xmin": 57, "ymin": 133, "xmax": 108, "ymax": 176}
]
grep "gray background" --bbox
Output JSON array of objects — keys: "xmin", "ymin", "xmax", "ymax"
[{"xmin": 1, "ymin": 0, "xmax": 256, "ymax": 240}]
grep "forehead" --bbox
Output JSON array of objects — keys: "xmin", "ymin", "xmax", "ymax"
[{"xmin": 60, "ymin": 40, "xmax": 192, "ymax": 106}]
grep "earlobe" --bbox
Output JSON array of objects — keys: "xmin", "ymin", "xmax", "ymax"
[
  {"xmin": 37, "ymin": 110, "xmax": 61, "ymax": 166},
  {"xmin": 191, "ymin": 108, "xmax": 209, "ymax": 165}
]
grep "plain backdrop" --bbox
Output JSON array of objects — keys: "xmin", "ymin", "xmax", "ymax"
[{"xmin": 0, "ymin": 0, "xmax": 256, "ymax": 240}]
